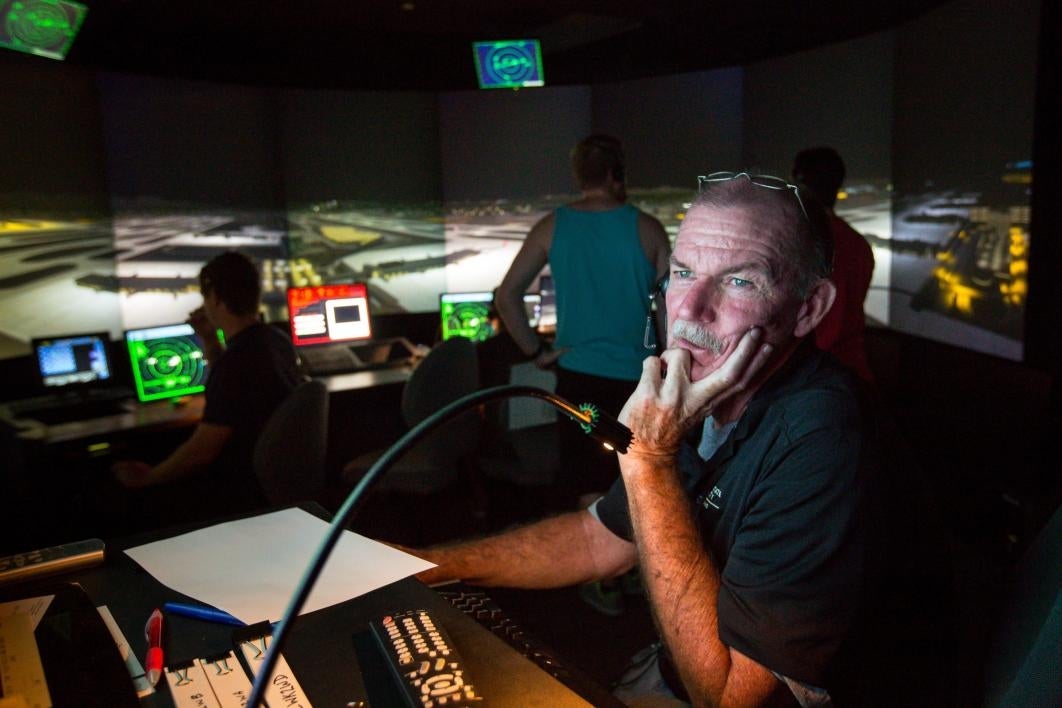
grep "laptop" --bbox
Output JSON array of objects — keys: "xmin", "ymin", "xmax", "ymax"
[
  {"xmin": 9, "ymin": 333, "xmax": 132, "ymax": 425},
  {"xmin": 124, "ymin": 323, "xmax": 209, "ymax": 403},
  {"xmin": 288, "ymin": 282, "xmax": 412, "ymax": 375},
  {"xmin": 439, "ymin": 291, "xmax": 545, "ymax": 341}
]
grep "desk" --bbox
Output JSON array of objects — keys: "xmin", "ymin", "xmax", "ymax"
[
  {"xmin": 32, "ymin": 507, "xmax": 618, "ymax": 707},
  {"xmin": 0, "ymin": 369, "xmax": 413, "ymax": 553},
  {"xmin": 317, "ymin": 363, "xmax": 412, "ymax": 394},
  {"xmin": 4, "ymin": 396, "xmax": 206, "ymax": 445},
  {"xmin": 1, "ymin": 398, "xmax": 212, "ymax": 553},
  {"xmin": 1, "ymin": 363, "xmax": 410, "ymax": 446}
]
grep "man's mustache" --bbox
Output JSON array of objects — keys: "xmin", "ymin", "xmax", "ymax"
[{"xmin": 670, "ymin": 319, "xmax": 724, "ymax": 354}]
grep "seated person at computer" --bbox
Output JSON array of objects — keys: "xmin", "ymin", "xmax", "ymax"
[
  {"xmin": 406, "ymin": 174, "xmax": 873, "ymax": 706},
  {"xmin": 113, "ymin": 251, "xmax": 301, "ymax": 513}
]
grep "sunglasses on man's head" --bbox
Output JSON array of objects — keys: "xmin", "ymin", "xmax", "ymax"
[{"xmin": 696, "ymin": 171, "xmax": 810, "ymax": 225}]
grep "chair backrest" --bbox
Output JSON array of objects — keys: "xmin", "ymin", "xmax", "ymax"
[
  {"xmin": 401, "ymin": 336, "xmax": 480, "ymax": 427},
  {"xmin": 398, "ymin": 337, "xmax": 481, "ymax": 465},
  {"xmin": 983, "ymin": 503, "xmax": 1062, "ymax": 707},
  {"xmin": 253, "ymin": 379, "xmax": 329, "ymax": 505}
]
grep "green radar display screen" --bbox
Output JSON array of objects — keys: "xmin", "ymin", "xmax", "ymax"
[
  {"xmin": 125, "ymin": 323, "xmax": 208, "ymax": 402},
  {"xmin": 472, "ymin": 39, "xmax": 544, "ymax": 89},
  {"xmin": 0, "ymin": 0, "xmax": 88, "ymax": 60},
  {"xmin": 440, "ymin": 291, "xmax": 495, "ymax": 342}
]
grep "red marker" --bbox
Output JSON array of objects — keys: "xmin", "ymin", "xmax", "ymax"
[{"xmin": 144, "ymin": 608, "xmax": 164, "ymax": 687}]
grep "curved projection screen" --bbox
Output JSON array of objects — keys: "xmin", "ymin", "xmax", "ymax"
[{"xmin": 0, "ymin": 0, "xmax": 1039, "ymax": 363}]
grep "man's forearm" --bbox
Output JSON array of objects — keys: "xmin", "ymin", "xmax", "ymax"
[
  {"xmin": 145, "ymin": 423, "xmax": 230, "ymax": 486},
  {"xmin": 416, "ymin": 510, "xmax": 634, "ymax": 588},
  {"xmin": 624, "ymin": 459, "xmax": 733, "ymax": 705},
  {"xmin": 147, "ymin": 440, "xmax": 211, "ymax": 485}
]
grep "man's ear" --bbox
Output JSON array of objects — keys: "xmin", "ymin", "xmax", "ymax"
[{"xmin": 793, "ymin": 278, "xmax": 836, "ymax": 338}]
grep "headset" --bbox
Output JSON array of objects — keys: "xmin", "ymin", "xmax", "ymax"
[{"xmin": 643, "ymin": 275, "xmax": 670, "ymax": 350}]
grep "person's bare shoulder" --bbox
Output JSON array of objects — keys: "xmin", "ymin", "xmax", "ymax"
[
  {"xmin": 636, "ymin": 209, "xmax": 671, "ymax": 265},
  {"xmin": 525, "ymin": 210, "xmax": 557, "ymax": 249}
]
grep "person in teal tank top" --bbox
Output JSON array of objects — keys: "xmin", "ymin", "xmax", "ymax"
[
  {"xmin": 496, "ymin": 134, "xmax": 670, "ymax": 513},
  {"xmin": 550, "ymin": 203, "xmax": 656, "ymax": 379}
]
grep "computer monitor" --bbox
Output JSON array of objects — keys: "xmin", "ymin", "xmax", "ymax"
[
  {"xmin": 472, "ymin": 39, "xmax": 545, "ymax": 89},
  {"xmin": 287, "ymin": 283, "xmax": 372, "ymax": 347},
  {"xmin": 523, "ymin": 293, "xmax": 542, "ymax": 330},
  {"xmin": 440, "ymin": 292, "xmax": 494, "ymax": 341},
  {"xmin": 124, "ymin": 324, "xmax": 208, "ymax": 402},
  {"xmin": 440, "ymin": 291, "xmax": 544, "ymax": 341},
  {"xmin": 31, "ymin": 332, "xmax": 113, "ymax": 389},
  {"xmin": 537, "ymin": 275, "xmax": 556, "ymax": 333}
]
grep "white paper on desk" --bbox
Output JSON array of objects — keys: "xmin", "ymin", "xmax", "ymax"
[{"xmin": 123, "ymin": 508, "xmax": 435, "ymax": 624}]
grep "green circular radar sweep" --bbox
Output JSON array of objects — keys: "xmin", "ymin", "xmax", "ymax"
[
  {"xmin": 488, "ymin": 45, "xmax": 535, "ymax": 84},
  {"xmin": 446, "ymin": 302, "xmax": 493, "ymax": 341},
  {"xmin": 5, "ymin": 1, "xmax": 73, "ymax": 49},
  {"xmin": 139, "ymin": 339, "xmax": 206, "ymax": 391}
]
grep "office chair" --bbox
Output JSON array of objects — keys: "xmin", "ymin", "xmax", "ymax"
[
  {"xmin": 477, "ymin": 360, "xmax": 559, "ymax": 488},
  {"xmin": 342, "ymin": 336, "xmax": 481, "ymax": 496},
  {"xmin": 981, "ymin": 502, "xmax": 1061, "ymax": 706},
  {"xmin": 253, "ymin": 379, "xmax": 330, "ymax": 505}
]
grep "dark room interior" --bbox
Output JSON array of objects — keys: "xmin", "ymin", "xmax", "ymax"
[{"xmin": 1, "ymin": 0, "xmax": 1059, "ymax": 706}]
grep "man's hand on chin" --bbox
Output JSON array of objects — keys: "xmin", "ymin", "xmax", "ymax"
[{"xmin": 620, "ymin": 327, "xmax": 773, "ymax": 464}]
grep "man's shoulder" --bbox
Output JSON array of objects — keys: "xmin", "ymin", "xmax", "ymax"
[
  {"xmin": 240, "ymin": 321, "xmax": 293, "ymax": 347},
  {"xmin": 635, "ymin": 208, "xmax": 668, "ymax": 237},
  {"xmin": 215, "ymin": 324, "xmax": 295, "ymax": 372},
  {"xmin": 527, "ymin": 210, "xmax": 557, "ymax": 244},
  {"xmin": 260, "ymin": 321, "xmax": 295, "ymax": 346},
  {"xmin": 829, "ymin": 214, "xmax": 873, "ymax": 254},
  {"xmin": 829, "ymin": 212, "xmax": 860, "ymax": 235},
  {"xmin": 763, "ymin": 345, "xmax": 859, "ymax": 397},
  {"xmin": 753, "ymin": 349, "xmax": 864, "ymax": 434}
]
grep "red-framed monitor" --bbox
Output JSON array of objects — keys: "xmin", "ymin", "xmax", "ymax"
[{"xmin": 287, "ymin": 283, "xmax": 373, "ymax": 347}]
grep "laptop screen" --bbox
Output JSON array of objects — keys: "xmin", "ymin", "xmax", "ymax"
[
  {"xmin": 537, "ymin": 274, "xmax": 556, "ymax": 333},
  {"xmin": 440, "ymin": 291, "xmax": 543, "ymax": 341},
  {"xmin": 124, "ymin": 323, "xmax": 208, "ymax": 402},
  {"xmin": 32, "ymin": 333, "xmax": 113, "ymax": 388},
  {"xmin": 287, "ymin": 283, "xmax": 373, "ymax": 347},
  {"xmin": 440, "ymin": 292, "xmax": 494, "ymax": 341},
  {"xmin": 522, "ymin": 293, "xmax": 542, "ymax": 330}
]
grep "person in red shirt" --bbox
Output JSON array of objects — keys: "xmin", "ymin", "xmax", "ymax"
[{"xmin": 792, "ymin": 147, "xmax": 875, "ymax": 383}]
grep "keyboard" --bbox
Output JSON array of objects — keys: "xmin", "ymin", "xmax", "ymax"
[
  {"xmin": 367, "ymin": 590, "xmax": 624, "ymax": 708},
  {"xmin": 19, "ymin": 400, "xmax": 130, "ymax": 425},
  {"xmin": 297, "ymin": 345, "xmax": 360, "ymax": 375},
  {"xmin": 437, "ymin": 588, "xmax": 573, "ymax": 683},
  {"xmin": 299, "ymin": 338, "xmax": 420, "ymax": 376},
  {"xmin": 435, "ymin": 594, "xmax": 624, "ymax": 708},
  {"xmin": 8, "ymin": 392, "xmax": 132, "ymax": 425}
]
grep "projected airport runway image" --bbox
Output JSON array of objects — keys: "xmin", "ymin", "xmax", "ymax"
[{"xmin": 0, "ymin": 172, "xmax": 1028, "ymax": 362}]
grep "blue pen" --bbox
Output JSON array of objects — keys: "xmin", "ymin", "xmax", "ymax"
[{"xmin": 163, "ymin": 602, "xmax": 246, "ymax": 627}]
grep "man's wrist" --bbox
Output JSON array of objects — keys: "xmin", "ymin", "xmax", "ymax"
[{"xmin": 530, "ymin": 339, "xmax": 551, "ymax": 358}]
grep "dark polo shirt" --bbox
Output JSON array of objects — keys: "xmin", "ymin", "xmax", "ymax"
[
  {"xmin": 201, "ymin": 322, "xmax": 301, "ymax": 511},
  {"xmin": 596, "ymin": 343, "xmax": 869, "ymax": 689}
]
